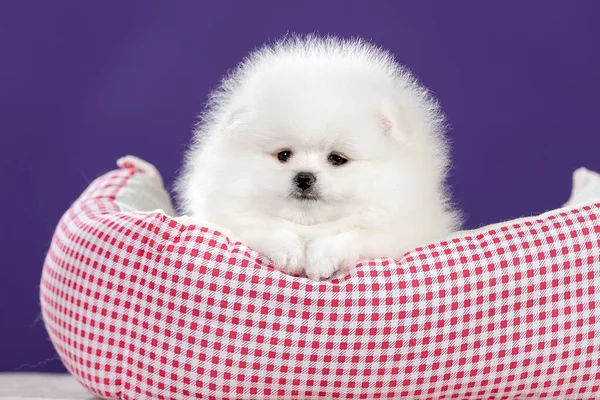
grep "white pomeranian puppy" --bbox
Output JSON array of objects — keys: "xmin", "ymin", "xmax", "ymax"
[{"xmin": 176, "ymin": 35, "xmax": 461, "ymax": 280}]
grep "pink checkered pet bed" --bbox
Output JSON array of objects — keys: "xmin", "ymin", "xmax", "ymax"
[{"xmin": 41, "ymin": 156, "xmax": 600, "ymax": 400}]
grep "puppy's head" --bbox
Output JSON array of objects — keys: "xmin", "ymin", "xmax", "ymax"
[{"xmin": 181, "ymin": 36, "xmax": 451, "ymax": 227}]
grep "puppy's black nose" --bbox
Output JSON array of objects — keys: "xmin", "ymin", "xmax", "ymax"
[{"xmin": 294, "ymin": 172, "xmax": 316, "ymax": 191}]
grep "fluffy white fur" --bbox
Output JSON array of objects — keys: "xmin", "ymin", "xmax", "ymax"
[{"xmin": 176, "ymin": 35, "xmax": 461, "ymax": 280}]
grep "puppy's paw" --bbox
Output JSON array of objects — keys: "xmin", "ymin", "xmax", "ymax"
[
  {"xmin": 266, "ymin": 231, "xmax": 305, "ymax": 275},
  {"xmin": 242, "ymin": 228, "xmax": 305, "ymax": 276},
  {"xmin": 305, "ymin": 233, "xmax": 359, "ymax": 281}
]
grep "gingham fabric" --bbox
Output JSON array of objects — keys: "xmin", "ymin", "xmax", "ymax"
[{"xmin": 41, "ymin": 156, "xmax": 600, "ymax": 400}]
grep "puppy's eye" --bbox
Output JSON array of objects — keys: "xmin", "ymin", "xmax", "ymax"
[
  {"xmin": 327, "ymin": 153, "xmax": 348, "ymax": 166},
  {"xmin": 277, "ymin": 150, "xmax": 293, "ymax": 163}
]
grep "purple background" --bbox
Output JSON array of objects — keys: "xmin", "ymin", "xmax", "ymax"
[{"xmin": 1, "ymin": 1, "xmax": 599, "ymax": 373}]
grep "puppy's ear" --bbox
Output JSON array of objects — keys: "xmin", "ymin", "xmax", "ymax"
[
  {"xmin": 222, "ymin": 106, "xmax": 247, "ymax": 131},
  {"xmin": 378, "ymin": 98, "xmax": 410, "ymax": 144}
]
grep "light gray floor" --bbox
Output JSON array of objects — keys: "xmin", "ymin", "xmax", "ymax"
[{"xmin": 0, "ymin": 373, "xmax": 94, "ymax": 400}]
